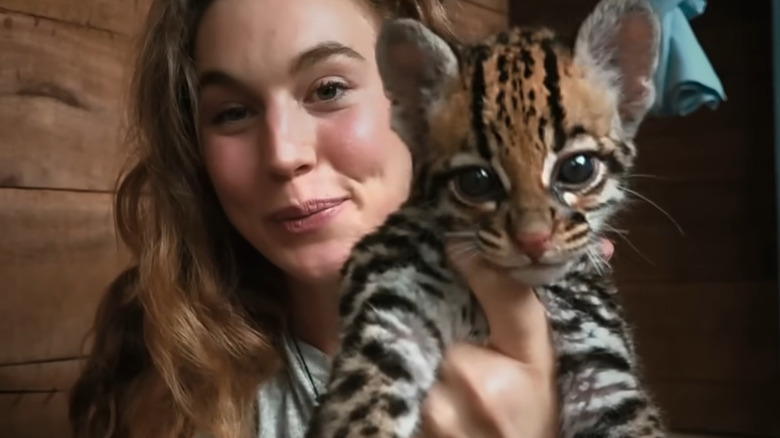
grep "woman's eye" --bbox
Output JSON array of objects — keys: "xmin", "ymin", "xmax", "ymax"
[
  {"xmin": 309, "ymin": 80, "xmax": 348, "ymax": 103},
  {"xmin": 212, "ymin": 106, "xmax": 254, "ymax": 125}
]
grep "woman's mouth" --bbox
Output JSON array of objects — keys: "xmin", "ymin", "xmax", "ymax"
[{"xmin": 270, "ymin": 197, "xmax": 349, "ymax": 233}]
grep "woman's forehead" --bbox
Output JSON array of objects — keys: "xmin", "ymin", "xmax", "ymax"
[{"xmin": 194, "ymin": 0, "xmax": 379, "ymax": 75}]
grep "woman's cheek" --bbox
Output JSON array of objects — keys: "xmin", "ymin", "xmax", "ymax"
[
  {"xmin": 318, "ymin": 104, "xmax": 396, "ymax": 180},
  {"xmin": 203, "ymin": 130, "xmax": 262, "ymax": 204}
]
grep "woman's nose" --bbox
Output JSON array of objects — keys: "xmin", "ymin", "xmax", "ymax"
[{"xmin": 263, "ymin": 101, "xmax": 316, "ymax": 179}]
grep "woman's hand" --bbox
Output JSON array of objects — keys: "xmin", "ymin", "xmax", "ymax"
[{"xmin": 416, "ymin": 240, "xmax": 614, "ymax": 437}]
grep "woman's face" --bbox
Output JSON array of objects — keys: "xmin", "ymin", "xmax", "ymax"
[{"xmin": 195, "ymin": 0, "xmax": 413, "ymax": 285}]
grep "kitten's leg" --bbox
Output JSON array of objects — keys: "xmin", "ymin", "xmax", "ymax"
[
  {"xmin": 558, "ymin": 364, "xmax": 664, "ymax": 438},
  {"xmin": 305, "ymin": 272, "xmax": 467, "ymax": 438},
  {"xmin": 541, "ymin": 287, "xmax": 665, "ymax": 438}
]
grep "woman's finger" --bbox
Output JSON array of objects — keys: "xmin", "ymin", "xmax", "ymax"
[
  {"xmin": 417, "ymin": 343, "xmax": 558, "ymax": 438},
  {"xmin": 600, "ymin": 238, "xmax": 615, "ymax": 260},
  {"xmin": 446, "ymin": 247, "xmax": 554, "ymax": 366}
]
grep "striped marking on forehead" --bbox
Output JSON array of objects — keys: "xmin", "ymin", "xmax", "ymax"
[
  {"xmin": 540, "ymin": 39, "xmax": 567, "ymax": 152},
  {"xmin": 466, "ymin": 30, "xmax": 572, "ymax": 161},
  {"xmin": 469, "ymin": 45, "xmax": 493, "ymax": 161}
]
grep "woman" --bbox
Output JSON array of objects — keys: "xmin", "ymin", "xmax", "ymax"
[{"xmin": 68, "ymin": 0, "xmax": 612, "ymax": 437}]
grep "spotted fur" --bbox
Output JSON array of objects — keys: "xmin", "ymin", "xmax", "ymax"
[{"xmin": 305, "ymin": 0, "xmax": 665, "ymax": 437}]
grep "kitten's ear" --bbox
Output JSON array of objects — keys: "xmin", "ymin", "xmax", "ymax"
[
  {"xmin": 375, "ymin": 18, "xmax": 460, "ymax": 156},
  {"xmin": 574, "ymin": 0, "xmax": 661, "ymax": 139}
]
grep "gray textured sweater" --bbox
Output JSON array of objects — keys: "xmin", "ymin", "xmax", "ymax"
[{"xmin": 256, "ymin": 333, "xmax": 331, "ymax": 437}]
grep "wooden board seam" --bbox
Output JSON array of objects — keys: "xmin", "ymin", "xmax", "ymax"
[
  {"xmin": 0, "ymin": 389, "xmax": 67, "ymax": 395},
  {"xmin": 0, "ymin": 6, "xmax": 125, "ymax": 37},
  {"xmin": 0, "ymin": 184, "xmax": 115, "ymax": 195},
  {"xmin": 0, "ymin": 355, "xmax": 88, "ymax": 368}
]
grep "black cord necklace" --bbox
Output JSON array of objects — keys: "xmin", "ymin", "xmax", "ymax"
[{"xmin": 290, "ymin": 332, "xmax": 321, "ymax": 400}]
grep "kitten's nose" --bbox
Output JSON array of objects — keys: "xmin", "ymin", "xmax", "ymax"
[{"xmin": 514, "ymin": 231, "xmax": 551, "ymax": 261}]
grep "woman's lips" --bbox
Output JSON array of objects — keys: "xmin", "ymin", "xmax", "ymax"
[{"xmin": 270, "ymin": 197, "xmax": 349, "ymax": 233}]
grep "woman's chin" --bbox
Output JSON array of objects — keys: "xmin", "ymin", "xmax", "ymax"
[{"xmin": 275, "ymin": 242, "xmax": 355, "ymax": 287}]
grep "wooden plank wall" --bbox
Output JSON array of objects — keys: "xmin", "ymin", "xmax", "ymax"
[
  {"xmin": 0, "ymin": 0, "xmax": 147, "ymax": 435},
  {"xmin": 509, "ymin": 1, "xmax": 780, "ymax": 437},
  {"xmin": 0, "ymin": 1, "xmax": 508, "ymax": 437}
]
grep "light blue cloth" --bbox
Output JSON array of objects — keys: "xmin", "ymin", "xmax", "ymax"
[{"xmin": 648, "ymin": 0, "xmax": 726, "ymax": 116}]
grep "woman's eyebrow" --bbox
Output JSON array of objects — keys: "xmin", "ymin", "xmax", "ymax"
[
  {"xmin": 290, "ymin": 41, "xmax": 365, "ymax": 75},
  {"xmin": 197, "ymin": 42, "xmax": 364, "ymax": 93},
  {"xmin": 197, "ymin": 70, "xmax": 253, "ymax": 95}
]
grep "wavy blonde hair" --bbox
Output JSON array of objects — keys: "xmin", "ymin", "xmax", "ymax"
[{"xmin": 68, "ymin": 1, "xmax": 453, "ymax": 438}]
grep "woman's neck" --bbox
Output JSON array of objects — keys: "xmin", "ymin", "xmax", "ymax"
[{"xmin": 286, "ymin": 277, "xmax": 341, "ymax": 356}]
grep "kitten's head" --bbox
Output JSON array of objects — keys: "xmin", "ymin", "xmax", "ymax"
[{"xmin": 375, "ymin": 0, "xmax": 660, "ymax": 286}]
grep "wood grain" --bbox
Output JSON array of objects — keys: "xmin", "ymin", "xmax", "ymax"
[
  {"xmin": 509, "ymin": 0, "xmax": 598, "ymax": 35},
  {"xmin": 0, "ymin": 0, "xmax": 504, "ymax": 37},
  {"xmin": 0, "ymin": 188, "xmax": 130, "ymax": 365},
  {"xmin": 0, "ymin": 0, "xmax": 151, "ymax": 36},
  {"xmin": 0, "ymin": 359, "xmax": 84, "ymax": 392},
  {"xmin": 445, "ymin": 0, "xmax": 508, "ymax": 42},
  {"xmin": 0, "ymin": 393, "xmax": 71, "ymax": 438},
  {"xmin": 609, "ymin": 184, "xmax": 776, "ymax": 284},
  {"xmin": 0, "ymin": 360, "xmax": 85, "ymax": 438},
  {"xmin": 652, "ymin": 380, "xmax": 780, "ymax": 437},
  {"xmin": 0, "ymin": 10, "xmax": 134, "ymax": 192},
  {"xmin": 621, "ymin": 282, "xmax": 778, "ymax": 383}
]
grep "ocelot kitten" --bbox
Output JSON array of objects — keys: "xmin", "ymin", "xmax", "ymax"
[{"xmin": 305, "ymin": 0, "xmax": 665, "ymax": 437}]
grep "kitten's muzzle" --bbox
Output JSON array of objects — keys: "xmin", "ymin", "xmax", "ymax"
[{"xmin": 513, "ymin": 231, "xmax": 552, "ymax": 262}]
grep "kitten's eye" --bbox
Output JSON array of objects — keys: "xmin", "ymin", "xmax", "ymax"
[
  {"xmin": 556, "ymin": 153, "xmax": 598, "ymax": 186},
  {"xmin": 451, "ymin": 166, "xmax": 504, "ymax": 204}
]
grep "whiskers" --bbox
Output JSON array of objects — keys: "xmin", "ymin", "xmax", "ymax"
[
  {"xmin": 443, "ymin": 231, "xmax": 482, "ymax": 268},
  {"xmin": 585, "ymin": 244, "xmax": 609, "ymax": 275},
  {"xmin": 599, "ymin": 223, "xmax": 655, "ymax": 267},
  {"xmin": 621, "ymin": 187, "xmax": 685, "ymax": 236}
]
